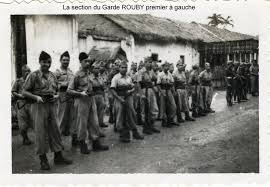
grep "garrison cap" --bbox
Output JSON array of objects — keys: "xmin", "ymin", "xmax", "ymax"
[
  {"xmin": 39, "ymin": 51, "xmax": 51, "ymax": 61},
  {"xmin": 79, "ymin": 52, "xmax": 89, "ymax": 61},
  {"xmin": 61, "ymin": 51, "xmax": 70, "ymax": 59}
]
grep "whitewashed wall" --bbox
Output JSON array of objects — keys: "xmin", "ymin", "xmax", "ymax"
[
  {"xmin": 25, "ymin": 15, "xmax": 80, "ymax": 73},
  {"xmin": 129, "ymin": 41, "xmax": 200, "ymax": 70},
  {"xmin": 79, "ymin": 36, "xmax": 121, "ymax": 54}
]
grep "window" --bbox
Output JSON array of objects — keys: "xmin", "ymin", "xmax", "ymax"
[
  {"xmin": 151, "ymin": 53, "xmax": 158, "ymax": 61},
  {"xmin": 180, "ymin": 55, "xmax": 185, "ymax": 63}
]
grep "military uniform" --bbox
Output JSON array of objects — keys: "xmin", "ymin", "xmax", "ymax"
[
  {"xmin": 225, "ymin": 65, "xmax": 235, "ymax": 106},
  {"xmin": 157, "ymin": 71, "xmax": 178, "ymax": 127},
  {"xmin": 111, "ymin": 72, "xmax": 143, "ymax": 142},
  {"xmin": 199, "ymin": 69, "xmax": 214, "ymax": 113},
  {"xmin": 90, "ymin": 73, "xmax": 107, "ymax": 128},
  {"xmin": 137, "ymin": 70, "xmax": 160, "ymax": 134},
  {"xmin": 250, "ymin": 63, "xmax": 259, "ymax": 96},
  {"xmin": 189, "ymin": 67, "xmax": 204, "ymax": 117},
  {"xmin": 173, "ymin": 68, "xmax": 194, "ymax": 122},
  {"xmin": 23, "ymin": 70, "xmax": 63, "ymax": 155},
  {"xmin": 12, "ymin": 77, "xmax": 33, "ymax": 144},
  {"xmin": 54, "ymin": 67, "xmax": 74, "ymax": 135}
]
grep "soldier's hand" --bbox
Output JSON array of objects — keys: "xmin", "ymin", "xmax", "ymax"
[
  {"xmin": 80, "ymin": 91, "xmax": 88, "ymax": 97},
  {"xmin": 48, "ymin": 94, "xmax": 59, "ymax": 102},
  {"xmin": 120, "ymin": 98, "xmax": 126, "ymax": 104},
  {"xmin": 36, "ymin": 96, "xmax": 44, "ymax": 103}
]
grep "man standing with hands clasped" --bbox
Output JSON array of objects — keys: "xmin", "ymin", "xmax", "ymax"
[{"xmin": 22, "ymin": 51, "xmax": 72, "ymax": 171}]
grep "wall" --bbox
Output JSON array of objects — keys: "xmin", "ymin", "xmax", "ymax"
[
  {"xmin": 127, "ymin": 40, "xmax": 200, "ymax": 70},
  {"xmin": 25, "ymin": 15, "xmax": 80, "ymax": 73},
  {"xmin": 78, "ymin": 36, "xmax": 121, "ymax": 54}
]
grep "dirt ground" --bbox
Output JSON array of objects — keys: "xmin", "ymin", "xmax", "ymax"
[{"xmin": 12, "ymin": 91, "xmax": 259, "ymax": 173}]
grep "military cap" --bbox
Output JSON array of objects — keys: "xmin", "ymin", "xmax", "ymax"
[
  {"xmin": 79, "ymin": 52, "xmax": 88, "ymax": 61},
  {"xmin": 60, "ymin": 51, "xmax": 70, "ymax": 60},
  {"xmin": 39, "ymin": 51, "xmax": 51, "ymax": 61},
  {"xmin": 192, "ymin": 64, "xmax": 199, "ymax": 70},
  {"xmin": 176, "ymin": 60, "xmax": 186, "ymax": 67}
]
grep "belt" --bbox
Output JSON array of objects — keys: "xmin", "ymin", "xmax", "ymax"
[
  {"xmin": 93, "ymin": 87, "xmax": 104, "ymax": 94},
  {"xmin": 160, "ymin": 84, "xmax": 172, "ymax": 90},
  {"xmin": 59, "ymin": 86, "xmax": 68, "ymax": 92},
  {"xmin": 175, "ymin": 81, "xmax": 186, "ymax": 89},
  {"xmin": 140, "ymin": 82, "xmax": 153, "ymax": 89}
]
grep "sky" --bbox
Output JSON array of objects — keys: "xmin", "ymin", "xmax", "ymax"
[{"xmin": 151, "ymin": 0, "xmax": 264, "ymax": 36}]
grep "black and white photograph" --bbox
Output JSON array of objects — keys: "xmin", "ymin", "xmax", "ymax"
[{"xmin": 10, "ymin": 13, "xmax": 259, "ymax": 174}]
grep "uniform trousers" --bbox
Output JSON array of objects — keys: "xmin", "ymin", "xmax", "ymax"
[
  {"xmin": 73, "ymin": 96, "xmax": 101, "ymax": 141},
  {"xmin": 31, "ymin": 101, "xmax": 63, "ymax": 155}
]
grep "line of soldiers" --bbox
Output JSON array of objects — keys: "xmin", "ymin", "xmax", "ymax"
[
  {"xmin": 12, "ymin": 50, "xmax": 217, "ymax": 171},
  {"xmin": 225, "ymin": 60, "xmax": 259, "ymax": 106}
]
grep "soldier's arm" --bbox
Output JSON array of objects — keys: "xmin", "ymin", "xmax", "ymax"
[
  {"xmin": 67, "ymin": 76, "xmax": 85, "ymax": 97},
  {"xmin": 11, "ymin": 80, "xmax": 24, "ymax": 99},
  {"xmin": 22, "ymin": 74, "xmax": 43, "ymax": 103}
]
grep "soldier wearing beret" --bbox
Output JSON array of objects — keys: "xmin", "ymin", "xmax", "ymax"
[
  {"xmin": 22, "ymin": 51, "xmax": 72, "ymax": 170},
  {"xmin": 54, "ymin": 51, "xmax": 75, "ymax": 140},
  {"xmin": 67, "ymin": 52, "xmax": 109, "ymax": 154}
]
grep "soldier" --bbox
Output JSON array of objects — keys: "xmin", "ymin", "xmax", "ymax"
[
  {"xmin": 12, "ymin": 64, "xmax": 33, "ymax": 145},
  {"xmin": 189, "ymin": 64, "xmax": 206, "ymax": 117},
  {"xmin": 22, "ymin": 51, "xmax": 72, "ymax": 170},
  {"xmin": 99, "ymin": 61, "xmax": 109, "ymax": 120},
  {"xmin": 199, "ymin": 62, "xmax": 215, "ymax": 113},
  {"xmin": 90, "ymin": 61, "xmax": 108, "ymax": 128},
  {"xmin": 225, "ymin": 61, "xmax": 235, "ymax": 106},
  {"xmin": 169, "ymin": 63, "xmax": 174, "ymax": 74},
  {"xmin": 157, "ymin": 62, "xmax": 180, "ymax": 128},
  {"xmin": 250, "ymin": 60, "xmax": 259, "ymax": 96},
  {"xmin": 54, "ymin": 51, "xmax": 75, "ymax": 138},
  {"xmin": 137, "ymin": 61, "xmax": 160, "ymax": 135},
  {"xmin": 67, "ymin": 52, "xmax": 109, "ymax": 154},
  {"xmin": 110, "ymin": 61, "xmax": 144, "ymax": 143},
  {"xmin": 107, "ymin": 62, "xmax": 120, "ymax": 125},
  {"xmin": 173, "ymin": 60, "xmax": 195, "ymax": 122},
  {"xmin": 237, "ymin": 62, "xmax": 248, "ymax": 101}
]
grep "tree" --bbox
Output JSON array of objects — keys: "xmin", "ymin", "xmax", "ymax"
[{"xmin": 207, "ymin": 14, "xmax": 234, "ymax": 28}]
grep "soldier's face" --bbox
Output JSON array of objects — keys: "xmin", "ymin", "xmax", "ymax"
[
  {"xmin": 81, "ymin": 59, "xmax": 90, "ymax": 69},
  {"xmin": 164, "ymin": 64, "xmax": 169, "ymax": 72},
  {"xmin": 39, "ymin": 58, "xmax": 51, "ymax": 72},
  {"xmin": 93, "ymin": 67, "xmax": 100, "ymax": 74},
  {"xmin": 60, "ymin": 56, "xmax": 70, "ymax": 68},
  {"xmin": 22, "ymin": 68, "xmax": 30, "ymax": 78},
  {"xmin": 120, "ymin": 65, "xmax": 127, "ymax": 75}
]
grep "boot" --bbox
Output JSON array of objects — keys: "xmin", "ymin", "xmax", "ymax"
[
  {"xmin": 192, "ymin": 109, "xmax": 198, "ymax": 118},
  {"xmin": 100, "ymin": 123, "xmax": 108, "ymax": 128},
  {"xmin": 185, "ymin": 112, "xmax": 195, "ymax": 121},
  {"xmin": 207, "ymin": 106, "xmax": 215, "ymax": 113},
  {"xmin": 177, "ymin": 114, "xmax": 185, "ymax": 123},
  {"xmin": 119, "ymin": 128, "xmax": 131, "ymax": 143},
  {"xmin": 21, "ymin": 130, "xmax": 33, "ymax": 146},
  {"xmin": 54, "ymin": 151, "xmax": 73, "ymax": 165},
  {"xmin": 198, "ymin": 108, "xmax": 207, "ymax": 117},
  {"xmin": 99, "ymin": 131, "xmax": 106, "ymax": 138},
  {"xmin": 132, "ymin": 129, "xmax": 144, "ymax": 140},
  {"xmin": 39, "ymin": 154, "xmax": 50, "ymax": 170},
  {"xmin": 168, "ymin": 118, "xmax": 180, "ymax": 126},
  {"xmin": 92, "ymin": 139, "xmax": 109, "ymax": 151},
  {"xmin": 71, "ymin": 134, "xmax": 79, "ymax": 147},
  {"xmin": 143, "ymin": 122, "xmax": 153, "ymax": 135},
  {"xmin": 150, "ymin": 120, "xmax": 160, "ymax": 133},
  {"xmin": 80, "ymin": 140, "xmax": 91, "ymax": 154}
]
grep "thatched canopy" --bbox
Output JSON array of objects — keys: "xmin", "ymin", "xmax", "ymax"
[
  {"xmin": 88, "ymin": 46, "xmax": 127, "ymax": 63},
  {"xmin": 77, "ymin": 14, "xmax": 198, "ymax": 43},
  {"xmin": 78, "ymin": 14, "xmax": 258, "ymax": 45}
]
